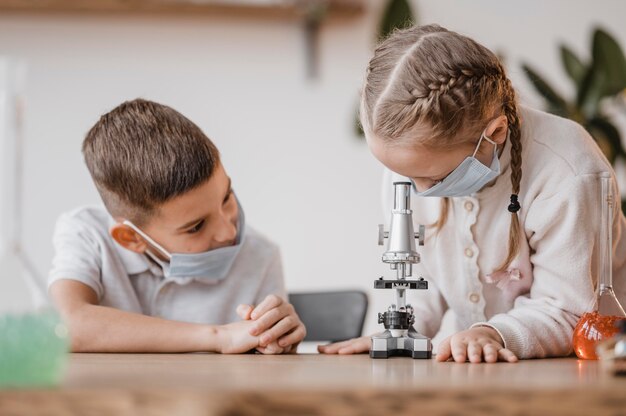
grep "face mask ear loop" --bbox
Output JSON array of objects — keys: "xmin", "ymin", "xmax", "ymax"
[
  {"xmin": 144, "ymin": 249, "xmax": 167, "ymax": 267},
  {"xmin": 473, "ymin": 130, "xmax": 498, "ymax": 158},
  {"xmin": 122, "ymin": 220, "xmax": 172, "ymax": 261}
]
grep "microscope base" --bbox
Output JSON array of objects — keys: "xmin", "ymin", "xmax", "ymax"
[{"xmin": 370, "ymin": 328, "xmax": 432, "ymax": 359}]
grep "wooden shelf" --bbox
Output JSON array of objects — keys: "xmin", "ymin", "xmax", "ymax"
[{"xmin": 0, "ymin": 0, "xmax": 365, "ymax": 18}]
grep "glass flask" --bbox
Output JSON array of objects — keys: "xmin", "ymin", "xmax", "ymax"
[
  {"xmin": 573, "ymin": 173, "xmax": 626, "ymax": 360},
  {"xmin": 0, "ymin": 57, "xmax": 69, "ymax": 387}
]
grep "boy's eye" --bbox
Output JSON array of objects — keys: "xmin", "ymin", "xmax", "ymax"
[{"xmin": 187, "ymin": 220, "xmax": 205, "ymax": 234}]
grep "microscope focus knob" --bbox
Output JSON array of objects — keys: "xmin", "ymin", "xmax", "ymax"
[
  {"xmin": 378, "ymin": 224, "xmax": 389, "ymax": 246},
  {"xmin": 415, "ymin": 224, "xmax": 425, "ymax": 246}
]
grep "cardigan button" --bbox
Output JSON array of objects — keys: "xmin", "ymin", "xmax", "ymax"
[
  {"xmin": 464, "ymin": 247, "xmax": 474, "ymax": 258},
  {"xmin": 464, "ymin": 200, "xmax": 474, "ymax": 211},
  {"xmin": 469, "ymin": 293, "xmax": 480, "ymax": 303}
]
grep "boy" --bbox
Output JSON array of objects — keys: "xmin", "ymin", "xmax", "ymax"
[{"xmin": 49, "ymin": 99, "xmax": 305, "ymax": 354}]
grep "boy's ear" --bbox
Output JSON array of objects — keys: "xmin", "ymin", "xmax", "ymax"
[
  {"xmin": 110, "ymin": 223, "xmax": 147, "ymax": 254},
  {"xmin": 485, "ymin": 115, "xmax": 508, "ymax": 145}
]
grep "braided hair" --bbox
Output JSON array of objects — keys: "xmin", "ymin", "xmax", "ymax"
[{"xmin": 361, "ymin": 24, "xmax": 523, "ymax": 272}]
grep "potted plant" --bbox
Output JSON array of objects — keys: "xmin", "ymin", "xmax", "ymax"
[{"xmin": 522, "ymin": 28, "xmax": 626, "ymax": 210}]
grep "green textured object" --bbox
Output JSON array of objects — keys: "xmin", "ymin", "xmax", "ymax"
[{"xmin": 0, "ymin": 310, "xmax": 70, "ymax": 388}]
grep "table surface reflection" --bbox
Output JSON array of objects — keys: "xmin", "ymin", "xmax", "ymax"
[{"xmin": 2, "ymin": 352, "xmax": 625, "ymax": 415}]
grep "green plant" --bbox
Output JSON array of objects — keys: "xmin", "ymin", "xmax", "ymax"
[
  {"xmin": 354, "ymin": 0, "xmax": 415, "ymax": 137},
  {"xmin": 522, "ymin": 28, "xmax": 626, "ymax": 166}
]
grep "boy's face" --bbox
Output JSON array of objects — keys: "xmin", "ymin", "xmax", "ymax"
[{"xmin": 116, "ymin": 163, "xmax": 239, "ymax": 257}]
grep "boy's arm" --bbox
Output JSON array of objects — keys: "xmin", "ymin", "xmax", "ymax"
[{"xmin": 50, "ymin": 279, "xmax": 259, "ymax": 353}]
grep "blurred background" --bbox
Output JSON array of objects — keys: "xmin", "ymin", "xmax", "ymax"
[{"xmin": 1, "ymin": 0, "xmax": 625, "ymax": 336}]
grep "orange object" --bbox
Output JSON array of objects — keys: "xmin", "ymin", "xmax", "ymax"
[
  {"xmin": 573, "ymin": 174, "xmax": 626, "ymax": 360},
  {"xmin": 573, "ymin": 312, "xmax": 624, "ymax": 360}
]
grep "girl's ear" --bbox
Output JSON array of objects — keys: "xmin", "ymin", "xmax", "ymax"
[
  {"xmin": 110, "ymin": 223, "xmax": 147, "ymax": 254},
  {"xmin": 485, "ymin": 115, "xmax": 509, "ymax": 145}
]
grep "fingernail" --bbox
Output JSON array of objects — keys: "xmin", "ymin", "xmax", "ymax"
[{"xmin": 260, "ymin": 335, "xmax": 270, "ymax": 345}]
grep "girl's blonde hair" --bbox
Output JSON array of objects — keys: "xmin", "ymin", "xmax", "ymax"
[{"xmin": 361, "ymin": 24, "xmax": 522, "ymax": 272}]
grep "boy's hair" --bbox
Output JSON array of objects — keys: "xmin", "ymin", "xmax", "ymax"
[
  {"xmin": 83, "ymin": 99, "xmax": 220, "ymax": 226},
  {"xmin": 360, "ymin": 24, "xmax": 522, "ymax": 273}
]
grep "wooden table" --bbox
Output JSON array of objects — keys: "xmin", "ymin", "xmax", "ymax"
[{"xmin": 1, "ymin": 351, "xmax": 625, "ymax": 415}]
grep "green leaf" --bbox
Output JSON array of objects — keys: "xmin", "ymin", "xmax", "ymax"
[
  {"xmin": 577, "ymin": 64, "xmax": 606, "ymax": 119},
  {"xmin": 522, "ymin": 64, "xmax": 569, "ymax": 115},
  {"xmin": 560, "ymin": 45, "xmax": 586, "ymax": 87},
  {"xmin": 592, "ymin": 28, "xmax": 626, "ymax": 96},
  {"xmin": 587, "ymin": 117, "xmax": 626, "ymax": 164},
  {"xmin": 379, "ymin": 0, "xmax": 415, "ymax": 40}
]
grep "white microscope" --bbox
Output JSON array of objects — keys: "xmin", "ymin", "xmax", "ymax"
[{"xmin": 371, "ymin": 181, "xmax": 432, "ymax": 359}]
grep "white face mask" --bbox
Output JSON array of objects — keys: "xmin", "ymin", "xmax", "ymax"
[
  {"xmin": 413, "ymin": 130, "xmax": 501, "ymax": 197},
  {"xmin": 123, "ymin": 198, "xmax": 245, "ymax": 282}
]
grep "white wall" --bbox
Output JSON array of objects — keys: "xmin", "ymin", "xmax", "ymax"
[{"xmin": 1, "ymin": 0, "xmax": 625, "ymax": 334}]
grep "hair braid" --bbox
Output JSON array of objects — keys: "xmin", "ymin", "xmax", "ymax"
[{"xmin": 494, "ymin": 74, "xmax": 523, "ymax": 272}]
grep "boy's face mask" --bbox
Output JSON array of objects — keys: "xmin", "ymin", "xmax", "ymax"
[
  {"xmin": 413, "ymin": 130, "xmax": 501, "ymax": 197},
  {"xmin": 123, "ymin": 199, "xmax": 245, "ymax": 282}
]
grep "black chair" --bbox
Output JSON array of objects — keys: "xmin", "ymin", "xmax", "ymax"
[{"xmin": 288, "ymin": 290, "xmax": 368, "ymax": 342}]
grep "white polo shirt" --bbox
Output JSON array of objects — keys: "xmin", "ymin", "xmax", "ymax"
[{"xmin": 48, "ymin": 206, "xmax": 286, "ymax": 325}]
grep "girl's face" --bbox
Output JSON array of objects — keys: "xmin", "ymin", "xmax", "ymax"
[{"xmin": 367, "ymin": 116, "xmax": 508, "ymax": 192}]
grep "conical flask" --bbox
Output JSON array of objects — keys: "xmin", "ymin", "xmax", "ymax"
[
  {"xmin": 0, "ymin": 57, "xmax": 69, "ymax": 387},
  {"xmin": 573, "ymin": 173, "xmax": 626, "ymax": 359}
]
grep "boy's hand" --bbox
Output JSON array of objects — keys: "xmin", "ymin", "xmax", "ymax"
[
  {"xmin": 231, "ymin": 305, "xmax": 286, "ymax": 355},
  {"xmin": 238, "ymin": 295, "xmax": 306, "ymax": 350},
  {"xmin": 216, "ymin": 320, "xmax": 260, "ymax": 354},
  {"xmin": 436, "ymin": 327, "xmax": 518, "ymax": 363},
  {"xmin": 317, "ymin": 336, "xmax": 370, "ymax": 354},
  {"xmin": 256, "ymin": 342, "xmax": 290, "ymax": 355}
]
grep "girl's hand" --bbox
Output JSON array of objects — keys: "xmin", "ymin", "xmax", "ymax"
[
  {"xmin": 436, "ymin": 327, "xmax": 518, "ymax": 363},
  {"xmin": 317, "ymin": 336, "xmax": 371, "ymax": 354}
]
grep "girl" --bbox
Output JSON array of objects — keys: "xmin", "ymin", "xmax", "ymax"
[{"xmin": 319, "ymin": 24, "xmax": 626, "ymax": 362}]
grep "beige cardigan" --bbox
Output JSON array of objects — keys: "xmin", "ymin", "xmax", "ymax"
[{"xmin": 382, "ymin": 106, "xmax": 626, "ymax": 359}]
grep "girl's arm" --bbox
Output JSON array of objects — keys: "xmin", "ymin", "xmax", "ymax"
[{"xmin": 474, "ymin": 173, "xmax": 624, "ymax": 359}]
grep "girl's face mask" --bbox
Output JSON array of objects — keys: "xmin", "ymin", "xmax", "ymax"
[{"xmin": 412, "ymin": 130, "xmax": 501, "ymax": 197}]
